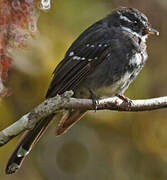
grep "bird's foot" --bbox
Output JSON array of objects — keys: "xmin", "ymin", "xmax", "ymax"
[
  {"xmin": 89, "ymin": 90, "xmax": 99, "ymax": 111},
  {"xmin": 116, "ymin": 94, "xmax": 133, "ymax": 106}
]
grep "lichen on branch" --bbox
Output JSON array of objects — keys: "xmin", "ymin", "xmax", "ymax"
[{"xmin": 0, "ymin": 0, "xmax": 51, "ymax": 96}]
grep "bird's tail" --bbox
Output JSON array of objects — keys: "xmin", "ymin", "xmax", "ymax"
[
  {"xmin": 5, "ymin": 114, "xmax": 55, "ymax": 174},
  {"xmin": 56, "ymin": 110, "xmax": 87, "ymax": 136},
  {"xmin": 6, "ymin": 110, "xmax": 86, "ymax": 174}
]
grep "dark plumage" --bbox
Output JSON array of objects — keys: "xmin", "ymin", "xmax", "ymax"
[{"xmin": 6, "ymin": 7, "xmax": 159, "ymax": 174}]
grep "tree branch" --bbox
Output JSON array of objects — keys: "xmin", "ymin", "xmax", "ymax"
[{"xmin": 0, "ymin": 90, "xmax": 167, "ymax": 147}]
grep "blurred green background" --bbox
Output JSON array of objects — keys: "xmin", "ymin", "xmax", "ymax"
[{"xmin": 1, "ymin": 0, "xmax": 167, "ymax": 179}]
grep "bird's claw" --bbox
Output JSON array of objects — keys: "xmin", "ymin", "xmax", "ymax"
[
  {"xmin": 89, "ymin": 90, "xmax": 99, "ymax": 111},
  {"xmin": 92, "ymin": 98, "xmax": 99, "ymax": 112},
  {"xmin": 116, "ymin": 94, "xmax": 133, "ymax": 107}
]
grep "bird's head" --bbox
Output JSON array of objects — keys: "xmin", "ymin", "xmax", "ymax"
[{"xmin": 109, "ymin": 7, "xmax": 159, "ymax": 41}]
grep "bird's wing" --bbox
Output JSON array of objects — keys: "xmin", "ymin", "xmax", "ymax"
[{"xmin": 46, "ymin": 21, "xmax": 112, "ymax": 98}]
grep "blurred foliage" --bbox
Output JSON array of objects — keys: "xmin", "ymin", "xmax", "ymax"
[
  {"xmin": 1, "ymin": 0, "xmax": 167, "ymax": 179},
  {"xmin": 0, "ymin": 0, "xmax": 42, "ymax": 96}
]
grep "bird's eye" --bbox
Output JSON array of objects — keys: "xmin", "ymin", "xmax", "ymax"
[{"xmin": 134, "ymin": 21, "xmax": 138, "ymax": 26}]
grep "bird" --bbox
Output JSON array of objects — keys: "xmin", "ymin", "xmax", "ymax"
[{"xmin": 5, "ymin": 7, "xmax": 159, "ymax": 174}]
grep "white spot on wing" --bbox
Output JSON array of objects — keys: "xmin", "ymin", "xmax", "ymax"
[
  {"xmin": 73, "ymin": 56, "xmax": 80, "ymax": 60},
  {"xmin": 73, "ymin": 56, "xmax": 77, "ymax": 60},
  {"xmin": 69, "ymin": 52, "xmax": 74, "ymax": 56}
]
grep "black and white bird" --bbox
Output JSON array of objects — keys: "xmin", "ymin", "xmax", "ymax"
[{"xmin": 6, "ymin": 7, "xmax": 159, "ymax": 174}]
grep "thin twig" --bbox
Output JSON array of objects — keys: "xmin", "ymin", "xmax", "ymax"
[{"xmin": 0, "ymin": 90, "xmax": 167, "ymax": 147}]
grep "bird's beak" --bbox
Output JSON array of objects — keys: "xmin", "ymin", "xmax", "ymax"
[{"xmin": 145, "ymin": 28, "xmax": 159, "ymax": 36}]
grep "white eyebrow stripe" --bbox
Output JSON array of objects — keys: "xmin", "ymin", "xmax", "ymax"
[{"xmin": 120, "ymin": 15, "xmax": 133, "ymax": 23}]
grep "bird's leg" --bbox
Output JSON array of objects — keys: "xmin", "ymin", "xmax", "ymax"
[
  {"xmin": 116, "ymin": 94, "xmax": 133, "ymax": 106},
  {"xmin": 89, "ymin": 89, "xmax": 99, "ymax": 111}
]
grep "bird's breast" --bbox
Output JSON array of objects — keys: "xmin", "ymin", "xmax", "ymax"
[
  {"xmin": 74, "ymin": 44, "xmax": 147, "ymax": 99},
  {"xmin": 93, "ymin": 71, "xmax": 132, "ymax": 97}
]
